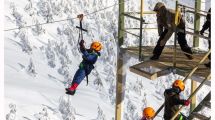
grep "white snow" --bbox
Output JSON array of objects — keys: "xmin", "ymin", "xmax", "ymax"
[{"xmin": 4, "ymin": 0, "xmax": 210, "ymax": 120}]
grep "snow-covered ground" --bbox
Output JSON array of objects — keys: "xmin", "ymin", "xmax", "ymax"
[{"xmin": 4, "ymin": 0, "xmax": 210, "ymax": 120}]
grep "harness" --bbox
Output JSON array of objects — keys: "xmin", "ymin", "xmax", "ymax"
[{"xmin": 80, "ymin": 51, "xmax": 99, "ymax": 85}]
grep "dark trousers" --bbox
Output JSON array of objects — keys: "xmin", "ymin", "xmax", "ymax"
[
  {"xmin": 208, "ymin": 33, "xmax": 211, "ymax": 60},
  {"xmin": 153, "ymin": 29, "xmax": 193, "ymax": 58},
  {"xmin": 208, "ymin": 42, "xmax": 211, "ymax": 60}
]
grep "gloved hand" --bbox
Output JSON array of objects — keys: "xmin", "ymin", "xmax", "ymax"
[
  {"xmin": 184, "ymin": 100, "xmax": 190, "ymax": 106},
  {"xmin": 79, "ymin": 40, "xmax": 85, "ymax": 50},
  {"xmin": 141, "ymin": 117, "xmax": 147, "ymax": 120},
  {"xmin": 79, "ymin": 40, "xmax": 85, "ymax": 46}
]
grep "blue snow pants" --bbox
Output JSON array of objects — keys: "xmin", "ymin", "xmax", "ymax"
[{"xmin": 71, "ymin": 63, "xmax": 94, "ymax": 85}]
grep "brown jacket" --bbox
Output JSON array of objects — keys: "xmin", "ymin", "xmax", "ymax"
[{"xmin": 156, "ymin": 5, "xmax": 185, "ymax": 43}]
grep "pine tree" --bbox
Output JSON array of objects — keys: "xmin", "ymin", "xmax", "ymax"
[
  {"xmin": 6, "ymin": 104, "xmax": 16, "ymax": 120},
  {"xmin": 26, "ymin": 58, "xmax": 37, "ymax": 76}
]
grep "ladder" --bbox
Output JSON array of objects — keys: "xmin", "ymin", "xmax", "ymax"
[
  {"xmin": 188, "ymin": 92, "xmax": 211, "ymax": 120},
  {"xmin": 151, "ymin": 46, "xmax": 211, "ymax": 119}
]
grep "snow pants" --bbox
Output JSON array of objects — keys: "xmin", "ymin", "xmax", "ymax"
[
  {"xmin": 152, "ymin": 29, "xmax": 193, "ymax": 58},
  {"xmin": 71, "ymin": 64, "xmax": 93, "ymax": 85}
]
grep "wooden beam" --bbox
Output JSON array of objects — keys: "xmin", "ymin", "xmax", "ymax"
[
  {"xmin": 123, "ymin": 13, "xmax": 141, "ymax": 21},
  {"xmin": 173, "ymin": 0, "xmax": 179, "ymax": 68},
  {"xmin": 130, "ymin": 67, "xmax": 158, "ymax": 80},
  {"xmin": 178, "ymin": 3, "xmax": 209, "ymax": 13},
  {"xmin": 186, "ymin": 10, "xmax": 207, "ymax": 17},
  {"xmin": 125, "ymin": 28, "xmax": 157, "ymax": 30},
  {"xmin": 191, "ymin": 79, "xmax": 197, "ymax": 112},
  {"xmin": 129, "ymin": 61, "xmax": 171, "ymax": 80},
  {"xmin": 139, "ymin": 0, "xmax": 144, "ymax": 60},
  {"xmin": 193, "ymin": 0, "xmax": 201, "ymax": 47},
  {"xmin": 123, "ymin": 13, "xmax": 156, "ymax": 24},
  {"xmin": 185, "ymin": 31, "xmax": 210, "ymax": 40},
  {"xmin": 191, "ymin": 0, "xmax": 201, "ymax": 112},
  {"xmin": 125, "ymin": 11, "xmax": 156, "ymax": 14},
  {"xmin": 121, "ymin": 29, "xmax": 140, "ymax": 37},
  {"xmin": 115, "ymin": 0, "xmax": 125, "ymax": 119}
]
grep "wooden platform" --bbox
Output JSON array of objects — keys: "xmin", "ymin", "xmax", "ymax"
[{"xmin": 123, "ymin": 46, "xmax": 211, "ymax": 85}]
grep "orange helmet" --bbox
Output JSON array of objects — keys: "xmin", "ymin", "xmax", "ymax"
[
  {"xmin": 172, "ymin": 80, "xmax": 185, "ymax": 91},
  {"xmin": 91, "ymin": 41, "xmax": 102, "ymax": 51},
  {"xmin": 143, "ymin": 107, "xmax": 155, "ymax": 119}
]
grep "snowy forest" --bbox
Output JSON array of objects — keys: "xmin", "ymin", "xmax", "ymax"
[{"xmin": 4, "ymin": 0, "xmax": 211, "ymax": 120}]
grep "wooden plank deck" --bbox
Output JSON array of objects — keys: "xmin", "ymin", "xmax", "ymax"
[{"xmin": 123, "ymin": 46, "xmax": 211, "ymax": 84}]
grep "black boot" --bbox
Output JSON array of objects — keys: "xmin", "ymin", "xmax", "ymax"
[
  {"xmin": 150, "ymin": 55, "xmax": 159, "ymax": 60},
  {"xmin": 65, "ymin": 88, "xmax": 76, "ymax": 95},
  {"xmin": 204, "ymin": 62, "xmax": 211, "ymax": 68},
  {"xmin": 185, "ymin": 54, "xmax": 193, "ymax": 60}
]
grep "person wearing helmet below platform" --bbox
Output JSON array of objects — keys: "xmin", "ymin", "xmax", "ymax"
[
  {"xmin": 66, "ymin": 40, "xmax": 102, "ymax": 95},
  {"xmin": 164, "ymin": 80, "xmax": 190, "ymax": 120},
  {"xmin": 150, "ymin": 2, "xmax": 193, "ymax": 60},
  {"xmin": 141, "ymin": 107, "xmax": 155, "ymax": 120}
]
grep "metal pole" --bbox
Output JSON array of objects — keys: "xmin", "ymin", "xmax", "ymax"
[
  {"xmin": 139, "ymin": 0, "xmax": 144, "ymax": 61},
  {"xmin": 115, "ymin": 0, "xmax": 124, "ymax": 119},
  {"xmin": 170, "ymin": 73, "xmax": 211, "ymax": 120}
]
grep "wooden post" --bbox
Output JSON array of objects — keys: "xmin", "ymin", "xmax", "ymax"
[
  {"xmin": 190, "ymin": 80, "xmax": 197, "ymax": 112},
  {"xmin": 173, "ymin": 0, "xmax": 178, "ymax": 68},
  {"xmin": 193, "ymin": 0, "xmax": 201, "ymax": 47},
  {"xmin": 115, "ymin": 0, "xmax": 125, "ymax": 119},
  {"xmin": 139, "ymin": 0, "xmax": 144, "ymax": 61},
  {"xmin": 191, "ymin": 0, "xmax": 201, "ymax": 112}
]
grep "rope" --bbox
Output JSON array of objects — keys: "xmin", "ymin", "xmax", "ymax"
[{"xmin": 4, "ymin": 0, "xmax": 129, "ymax": 31}]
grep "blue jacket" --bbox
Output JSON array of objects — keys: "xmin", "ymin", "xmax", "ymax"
[{"xmin": 80, "ymin": 49, "xmax": 100, "ymax": 73}]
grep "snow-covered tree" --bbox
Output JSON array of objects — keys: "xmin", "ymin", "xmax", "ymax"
[
  {"xmin": 95, "ymin": 105, "xmax": 106, "ymax": 120},
  {"xmin": 45, "ymin": 40, "xmax": 56, "ymax": 68},
  {"xmin": 26, "ymin": 58, "xmax": 37, "ymax": 76},
  {"xmin": 92, "ymin": 70, "xmax": 103, "ymax": 90},
  {"xmin": 6, "ymin": 104, "xmax": 16, "ymax": 120},
  {"xmin": 37, "ymin": 0, "xmax": 53, "ymax": 23},
  {"xmin": 31, "ymin": 18, "xmax": 46, "ymax": 36},
  {"xmin": 59, "ymin": 97, "xmax": 76, "ymax": 120},
  {"xmin": 10, "ymin": 3, "xmax": 26, "ymax": 28},
  {"xmin": 124, "ymin": 100, "xmax": 137, "ymax": 120},
  {"xmin": 24, "ymin": 0, "xmax": 37, "ymax": 16},
  {"xmin": 14, "ymin": 29, "xmax": 32, "ymax": 54},
  {"xmin": 34, "ymin": 107, "xmax": 50, "ymax": 120}
]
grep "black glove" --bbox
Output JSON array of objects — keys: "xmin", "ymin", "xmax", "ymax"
[
  {"xmin": 79, "ymin": 40, "xmax": 85, "ymax": 50},
  {"xmin": 79, "ymin": 40, "xmax": 85, "ymax": 46}
]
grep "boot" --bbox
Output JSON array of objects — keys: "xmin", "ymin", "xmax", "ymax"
[
  {"xmin": 150, "ymin": 55, "xmax": 159, "ymax": 60},
  {"xmin": 185, "ymin": 54, "xmax": 193, "ymax": 60},
  {"xmin": 65, "ymin": 83, "xmax": 78, "ymax": 95},
  {"xmin": 204, "ymin": 62, "xmax": 211, "ymax": 68},
  {"xmin": 65, "ymin": 88, "xmax": 76, "ymax": 95}
]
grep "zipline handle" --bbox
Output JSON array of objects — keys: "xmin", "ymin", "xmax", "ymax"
[
  {"xmin": 76, "ymin": 14, "xmax": 88, "ymax": 52},
  {"xmin": 77, "ymin": 14, "xmax": 84, "ymax": 21}
]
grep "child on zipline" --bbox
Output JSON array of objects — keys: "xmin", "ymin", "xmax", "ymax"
[{"xmin": 66, "ymin": 40, "xmax": 102, "ymax": 95}]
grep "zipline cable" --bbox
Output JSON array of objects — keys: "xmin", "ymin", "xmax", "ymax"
[{"xmin": 4, "ymin": 0, "xmax": 129, "ymax": 32}]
